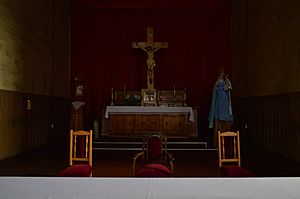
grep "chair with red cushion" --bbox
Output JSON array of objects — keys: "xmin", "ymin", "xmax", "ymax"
[
  {"xmin": 59, "ymin": 130, "xmax": 93, "ymax": 177},
  {"xmin": 132, "ymin": 132, "xmax": 174, "ymax": 177},
  {"xmin": 218, "ymin": 131, "xmax": 254, "ymax": 177}
]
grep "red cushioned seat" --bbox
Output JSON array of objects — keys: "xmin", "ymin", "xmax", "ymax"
[
  {"xmin": 147, "ymin": 136, "xmax": 163, "ymax": 162},
  {"xmin": 136, "ymin": 164, "xmax": 172, "ymax": 177},
  {"xmin": 59, "ymin": 164, "xmax": 92, "ymax": 177},
  {"xmin": 220, "ymin": 165, "xmax": 254, "ymax": 177},
  {"xmin": 58, "ymin": 130, "xmax": 93, "ymax": 177},
  {"xmin": 218, "ymin": 131, "xmax": 255, "ymax": 177},
  {"xmin": 132, "ymin": 132, "xmax": 174, "ymax": 176}
]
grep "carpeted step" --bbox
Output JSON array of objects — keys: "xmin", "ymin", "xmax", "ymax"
[{"xmin": 92, "ymin": 136, "xmax": 211, "ymax": 151}]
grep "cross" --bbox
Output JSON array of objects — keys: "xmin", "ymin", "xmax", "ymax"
[{"xmin": 132, "ymin": 27, "xmax": 168, "ymax": 89}]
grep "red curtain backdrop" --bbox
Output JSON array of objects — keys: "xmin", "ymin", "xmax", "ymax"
[{"xmin": 70, "ymin": 0, "xmax": 231, "ymax": 137}]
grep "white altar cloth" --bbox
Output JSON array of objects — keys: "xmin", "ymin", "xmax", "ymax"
[
  {"xmin": 105, "ymin": 106, "xmax": 195, "ymax": 122},
  {"xmin": 0, "ymin": 177, "xmax": 300, "ymax": 199}
]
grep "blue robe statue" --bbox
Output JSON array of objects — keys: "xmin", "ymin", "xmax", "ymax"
[{"xmin": 208, "ymin": 75, "xmax": 233, "ymax": 128}]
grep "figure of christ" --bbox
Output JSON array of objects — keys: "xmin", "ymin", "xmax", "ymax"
[
  {"xmin": 135, "ymin": 44, "xmax": 165, "ymax": 86},
  {"xmin": 132, "ymin": 27, "xmax": 168, "ymax": 89}
]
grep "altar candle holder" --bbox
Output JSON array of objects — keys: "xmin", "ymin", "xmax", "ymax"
[
  {"xmin": 173, "ymin": 84, "xmax": 176, "ymax": 96},
  {"xmin": 173, "ymin": 84, "xmax": 176, "ymax": 106},
  {"xmin": 111, "ymin": 87, "xmax": 114, "ymax": 106},
  {"xmin": 123, "ymin": 84, "xmax": 126, "ymax": 97},
  {"xmin": 183, "ymin": 88, "xmax": 187, "ymax": 106}
]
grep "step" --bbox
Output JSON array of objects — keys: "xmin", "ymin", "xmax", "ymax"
[{"xmin": 92, "ymin": 136, "xmax": 210, "ymax": 151}]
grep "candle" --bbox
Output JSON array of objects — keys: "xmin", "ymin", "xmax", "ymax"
[
  {"xmin": 111, "ymin": 87, "xmax": 114, "ymax": 106},
  {"xmin": 184, "ymin": 88, "xmax": 187, "ymax": 106},
  {"xmin": 123, "ymin": 84, "xmax": 126, "ymax": 96},
  {"xmin": 173, "ymin": 84, "xmax": 176, "ymax": 96}
]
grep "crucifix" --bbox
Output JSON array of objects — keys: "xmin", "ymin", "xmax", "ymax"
[{"xmin": 132, "ymin": 27, "xmax": 168, "ymax": 89}]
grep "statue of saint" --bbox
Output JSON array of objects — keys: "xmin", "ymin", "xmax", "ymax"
[
  {"xmin": 74, "ymin": 74, "xmax": 84, "ymax": 101},
  {"xmin": 209, "ymin": 68, "xmax": 233, "ymax": 128},
  {"xmin": 208, "ymin": 68, "xmax": 233, "ymax": 147}
]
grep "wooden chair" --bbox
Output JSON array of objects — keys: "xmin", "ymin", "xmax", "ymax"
[
  {"xmin": 59, "ymin": 130, "xmax": 93, "ymax": 177},
  {"xmin": 132, "ymin": 132, "xmax": 174, "ymax": 177},
  {"xmin": 218, "ymin": 131, "xmax": 254, "ymax": 177}
]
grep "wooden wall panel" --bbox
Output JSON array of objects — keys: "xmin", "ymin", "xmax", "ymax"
[
  {"xmin": 0, "ymin": 90, "xmax": 69, "ymax": 160},
  {"xmin": 233, "ymin": 93, "xmax": 300, "ymax": 162},
  {"xmin": 0, "ymin": 0, "xmax": 69, "ymax": 160},
  {"xmin": 246, "ymin": 0, "xmax": 300, "ymax": 95},
  {"xmin": 0, "ymin": 0, "xmax": 69, "ymax": 97},
  {"xmin": 231, "ymin": 0, "xmax": 300, "ymax": 162},
  {"xmin": 53, "ymin": 0, "xmax": 70, "ymax": 97},
  {"xmin": 232, "ymin": 0, "xmax": 300, "ymax": 97},
  {"xmin": 231, "ymin": 0, "xmax": 248, "ymax": 97}
]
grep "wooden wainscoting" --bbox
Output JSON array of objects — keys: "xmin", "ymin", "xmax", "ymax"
[
  {"xmin": 233, "ymin": 92, "xmax": 300, "ymax": 162},
  {"xmin": 0, "ymin": 90, "xmax": 69, "ymax": 160}
]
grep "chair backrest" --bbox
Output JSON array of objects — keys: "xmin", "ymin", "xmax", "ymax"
[
  {"xmin": 69, "ymin": 130, "xmax": 93, "ymax": 168},
  {"xmin": 144, "ymin": 132, "xmax": 167, "ymax": 162},
  {"xmin": 218, "ymin": 131, "xmax": 241, "ymax": 168}
]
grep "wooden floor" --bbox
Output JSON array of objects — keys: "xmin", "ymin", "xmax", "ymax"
[{"xmin": 0, "ymin": 142, "xmax": 299, "ymax": 177}]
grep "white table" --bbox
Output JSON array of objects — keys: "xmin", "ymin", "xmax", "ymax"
[{"xmin": 1, "ymin": 177, "xmax": 300, "ymax": 199}]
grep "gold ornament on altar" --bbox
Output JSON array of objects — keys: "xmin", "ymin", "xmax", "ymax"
[{"xmin": 141, "ymin": 89, "xmax": 157, "ymax": 106}]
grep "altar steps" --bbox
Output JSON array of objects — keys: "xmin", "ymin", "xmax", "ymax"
[{"xmin": 92, "ymin": 136, "xmax": 211, "ymax": 151}]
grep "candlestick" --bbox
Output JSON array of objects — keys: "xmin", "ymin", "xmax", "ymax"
[
  {"xmin": 173, "ymin": 84, "xmax": 176, "ymax": 106},
  {"xmin": 184, "ymin": 88, "xmax": 187, "ymax": 106},
  {"xmin": 111, "ymin": 87, "xmax": 114, "ymax": 106},
  {"xmin": 173, "ymin": 84, "xmax": 176, "ymax": 96},
  {"xmin": 123, "ymin": 84, "xmax": 126, "ymax": 96}
]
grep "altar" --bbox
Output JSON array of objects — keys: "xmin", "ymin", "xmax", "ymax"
[{"xmin": 102, "ymin": 106, "xmax": 198, "ymax": 137}]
